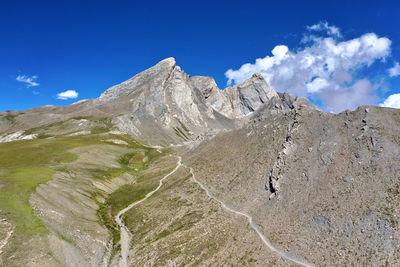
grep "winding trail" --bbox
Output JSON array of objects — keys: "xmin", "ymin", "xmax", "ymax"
[
  {"xmin": 183, "ymin": 164, "xmax": 315, "ymax": 267},
  {"xmin": 115, "ymin": 156, "xmax": 182, "ymax": 267},
  {"xmin": 112, "ymin": 146, "xmax": 313, "ymax": 267}
]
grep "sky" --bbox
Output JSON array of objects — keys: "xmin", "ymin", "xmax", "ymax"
[{"xmin": 1, "ymin": 0, "xmax": 400, "ymax": 112}]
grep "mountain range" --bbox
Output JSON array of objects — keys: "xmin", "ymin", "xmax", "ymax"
[{"xmin": 0, "ymin": 58, "xmax": 399, "ymax": 266}]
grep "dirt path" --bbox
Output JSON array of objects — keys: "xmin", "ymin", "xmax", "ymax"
[
  {"xmin": 183, "ymin": 164, "xmax": 315, "ymax": 267},
  {"xmin": 115, "ymin": 156, "xmax": 182, "ymax": 267}
]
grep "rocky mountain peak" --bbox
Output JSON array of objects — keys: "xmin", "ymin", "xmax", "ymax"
[
  {"xmin": 220, "ymin": 71, "xmax": 279, "ymax": 117},
  {"xmin": 0, "ymin": 58, "xmax": 316, "ymax": 146},
  {"xmin": 99, "ymin": 57, "xmax": 176, "ymax": 102},
  {"xmin": 99, "ymin": 58, "xmax": 315, "ymax": 144}
]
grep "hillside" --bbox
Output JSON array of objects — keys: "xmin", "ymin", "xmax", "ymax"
[{"xmin": 0, "ymin": 58, "xmax": 399, "ymax": 266}]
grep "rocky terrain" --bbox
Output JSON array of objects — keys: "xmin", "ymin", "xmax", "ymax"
[
  {"xmin": 185, "ymin": 105, "xmax": 400, "ymax": 266},
  {"xmin": 0, "ymin": 58, "xmax": 399, "ymax": 266}
]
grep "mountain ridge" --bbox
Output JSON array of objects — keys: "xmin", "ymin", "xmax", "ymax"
[
  {"xmin": 1, "ymin": 57, "xmax": 400, "ymax": 266},
  {"xmin": 1, "ymin": 57, "xmax": 315, "ymax": 145}
]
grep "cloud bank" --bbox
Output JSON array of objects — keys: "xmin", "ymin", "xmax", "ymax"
[
  {"xmin": 16, "ymin": 75, "xmax": 39, "ymax": 87},
  {"xmin": 225, "ymin": 24, "xmax": 392, "ymax": 112},
  {"xmin": 57, "ymin": 90, "xmax": 78, "ymax": 100}
]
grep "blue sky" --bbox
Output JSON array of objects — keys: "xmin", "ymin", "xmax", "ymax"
[{"xmin": 1, "ymin": 0, "xmax": 400, "ymax": 112}]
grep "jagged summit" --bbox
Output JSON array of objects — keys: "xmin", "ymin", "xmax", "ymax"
[
  {"xmin": 95, "ymin": 57, "xmax": 315, "ymax": 144},
  {"xmin": 0, "ymin": 58, "xmax": 315, "ymax": 145},
  {"xmin": 99, "ymin": 57, "xmax": 312, "ymax": 114}
]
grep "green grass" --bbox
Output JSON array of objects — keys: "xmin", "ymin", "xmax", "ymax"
[
  {"xmin": 0, "ymin": 167, "xmax": 54, "ymax": 235},
  {"xmin": 91, "ymin": 167, "xmax": 126, "ymax": 180},
  {"xmin": 154, "ymin": 229, "xmax": 171, "ymax": 240},
  {"xmin": 101, "ymin": 165, "xmax": 172, "ymax": 219},
  {"xmin": 0, "ymin": 135, "xmax": 109, "ymax": 243},
  {"xmin": 119, "ymin": 152, "xmax": 147, "ymax": 170},
  {"xmin": 23, "ymin": 120, "xmax": 67, "ymax": 135},
  {"xmin": 23, "ymin": 116, "xmax": 114, "ymax": 136},
  {"xmin": 89, "ymin": 136, "xmax": 168, "ymax": 248},
  {"xmin": 90, "ymin": 117, "xmax": 114, "ymax": 134},
  {"xmin": 90, "ymin": 126, "xmax": 109, "ymax": 134},
  {"xmin": 0, "ymin": 115, "xmax": 174, "ymax": 260},
  {"xmin": 0, "ymin": 113, "xmax": 179, "ymax": 263},
  {"xmin": 97, "ymin": 156, "xmax": 172, "ymax": 247},
  {"xmin": 119, "ymin": 147, "xmax": 165, "ymax": 171},
  {"xmin": 107, "ymin": 184, "xmax": 153, "ymax": 215}
]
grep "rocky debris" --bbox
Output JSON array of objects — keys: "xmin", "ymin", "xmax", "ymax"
[
  {"xmin": 0, "ymin": 218, "xmax": 13, "ymax": 255},
  {"xmin": 0, "ymin": 131, "xmax": 37, "ymax": 143},
  {"xmin": 108, "ymin": 130, "xmax": 126, "ymax": 135},
  {"xmin": 104, "ymin": 139, "xmax": 128, "ymax": 145}
]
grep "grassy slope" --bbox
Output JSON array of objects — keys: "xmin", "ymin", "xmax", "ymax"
[
  {"xmin": 0, "ymin": 115, "xmax": 179, "ymax": 263},
  {"xmin": 0, "ymin": 126, "xmax": 167, "ymax": 255},
  {"xmin": 0, "ymin": 136, "xmax": 99, "ymax": 238}
]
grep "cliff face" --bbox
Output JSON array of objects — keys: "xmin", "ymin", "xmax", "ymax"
[
  {"xmin": 95, "ymin": 58, "xmax": 314, "ymax": 144},
  {"xmin": 97, "ymin": 57, "xmax": 235, "ymax": 144}
]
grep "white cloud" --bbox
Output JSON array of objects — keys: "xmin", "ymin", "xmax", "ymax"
[
  {"xmin": 225, "ymin": 28, "xmax": 392, "ymax": 112},
  {"xmin": 57, "ymin": 90, "xmax": 78, "ymax": 100},
  {"xmin": 271, "ymin": 45, "xmax": 289, "ymax": 60},
  {"xmin": 319, "ymin": 79, "xmax": 379, "ymax": 112},
  {"xmin": 388, "ymin": 62, "xmax": 400, "ymax": 77},
  {"xmin": 379, "ymin": 93, "xmax": 400, "ymax": 108},
  {"xmin": 306, "ymin": 77, "xmax": 329, "ymax": 93},
  {"xmin": 16, "ymin": 75, "xmax": 39, "ymax": 87},
  {"xmin": 307, "ymin": 21, "xmax": 342, "ymax": 38}
]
